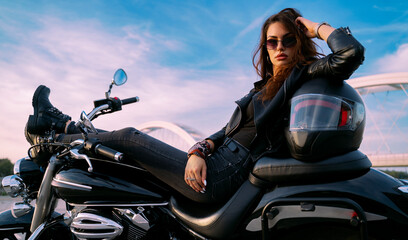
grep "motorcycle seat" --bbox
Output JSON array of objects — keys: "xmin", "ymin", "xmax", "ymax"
[
  {"xmin": 169, "ymin": 180, "xmax": 262, "ymax": 239},
  {"xmin": 249, "ymin": 150, "xmax": 372, "ymax": 187}
]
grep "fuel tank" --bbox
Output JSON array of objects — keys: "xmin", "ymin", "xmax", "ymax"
[{"xmin": 52, "ymin": 158, "xmax": 170, "ymax": 204}]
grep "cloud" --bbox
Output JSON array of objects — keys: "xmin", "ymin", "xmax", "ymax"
[
  {"xmin": 0, "ymin": 16, "xmax": 254, "ymax": 162},
  {"xmin": 228, "ymin": 0, "xmax": 285, "ymax": 51},
  {"xmin": 373, "ymin": 43, "xmax": 408, "ymax": 73},
  {"xmin": 354, "ymin": 23, "xmax": 408, "ymax": 35}
]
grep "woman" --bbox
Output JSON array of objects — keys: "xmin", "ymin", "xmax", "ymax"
[{"xmin": 25, "ymin": 8, "xmax": 364, "ymax": 203}]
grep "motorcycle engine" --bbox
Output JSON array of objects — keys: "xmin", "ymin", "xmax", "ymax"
[{"xmin": 70, "ymin": 207, "xmax": 158, "ymax": 240}]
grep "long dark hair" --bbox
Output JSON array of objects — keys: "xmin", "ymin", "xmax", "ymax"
[{"xmin": 252, "ymin": 8, "xmax": 322, "ymax": 100}]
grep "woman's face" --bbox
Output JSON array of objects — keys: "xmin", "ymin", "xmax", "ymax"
[{"xmin": 266, "ymin": 22, "xmax": 297, "ymax": 72}]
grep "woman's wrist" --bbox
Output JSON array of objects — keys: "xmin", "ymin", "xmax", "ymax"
[
  {"xmin": 187, "ymin": 140, "xmax": 212, "ymax": 159},
  {"xmin": 314, "ymin": 22, "xmax": 329, "ymax": 40},
  {"xmin": 314, "ymin": 22, "xmax": 335, "ymax": 41},
  {"xmin": 205, "ymin": 139, "xmax": 215, "ymax": 152}
]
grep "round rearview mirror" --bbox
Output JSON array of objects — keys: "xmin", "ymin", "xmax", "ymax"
[
  {"xmin": 113, "ymin": 69, "xmax": 127, "ymax": 86},
  {"xmin": 2, "ymin": 175, "xmax": 25, "ymax": 198}
]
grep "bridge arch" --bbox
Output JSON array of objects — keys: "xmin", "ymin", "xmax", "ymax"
[
  {"xmin": 137, "ymin": 72, "xmax": 408, "ymax": 167},
  {"xmin": 137, "ymin": 121, "xmax": 204, "ymax": 151}
]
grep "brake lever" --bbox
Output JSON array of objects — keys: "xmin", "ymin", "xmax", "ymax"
[{"xmin": 69, "ymin": 148, "xmax": 93, "ymax": 172}]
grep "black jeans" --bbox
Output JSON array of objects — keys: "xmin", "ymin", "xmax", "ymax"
[{"xmin": 58, "ymin": 127, "xmax": 253, "ymax": 203}]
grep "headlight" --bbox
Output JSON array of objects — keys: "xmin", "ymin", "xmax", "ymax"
[
  {"xmin": 398, "ymin": 185, "xmax": 408, "ymax": 194},
  {"xmin": 1, "ymin": 175, "xmax": 26, "ymax": 198},
  {"xmin": 13, "ymin": 158, "xmax": 24, "ymax": 175}
]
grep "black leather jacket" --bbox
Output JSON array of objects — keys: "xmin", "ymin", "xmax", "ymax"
[{"xmin": 207, "ymin": 27, "xmax": 365, "ymax": 161}]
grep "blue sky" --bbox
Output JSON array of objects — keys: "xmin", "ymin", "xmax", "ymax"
[{"xmin": 1, "ymin": 0, "xmax": 408, "ymax": 161}]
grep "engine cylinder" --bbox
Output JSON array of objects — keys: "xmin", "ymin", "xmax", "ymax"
[{"xmin": 70, "ymin": 212, "xmax": 123, "ymax": 240}]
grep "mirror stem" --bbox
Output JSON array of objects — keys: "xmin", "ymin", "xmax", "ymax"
[{"xmin": 105, "ymin": 83, "xmax": 113, "ymax": 99}]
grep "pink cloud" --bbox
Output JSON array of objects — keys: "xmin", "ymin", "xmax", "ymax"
[
  {"xmin": 0, "ymin": 17, "xmax": 254, "ymax": 162},
  {"xmin": 375, "ymin": 43, "xmax": 408, "ymax": 73}
]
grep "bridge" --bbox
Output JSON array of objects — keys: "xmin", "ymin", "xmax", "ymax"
[
  {"xmin": 348, "ymin": 72, "xmax": 408, "ymax": 167},
  {"xmin": 138, "ymin": 72, "xmax": 408, "ymax": 168},
  {"xmin": 137, "ymin": 121, "xmax": 203, "ymax": 151}
]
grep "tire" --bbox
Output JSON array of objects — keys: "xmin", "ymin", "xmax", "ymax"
[{"xmin": 0, "ymin": 231, "xmax": 28, "ymax": 240}]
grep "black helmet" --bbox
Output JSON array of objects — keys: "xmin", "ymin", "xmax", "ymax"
[{"xmin": 285, "ymin": 78, "xmax": 365, "ymax": 161}]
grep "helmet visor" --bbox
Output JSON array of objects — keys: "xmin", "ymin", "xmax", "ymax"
[{"xmin": 289, "ymin": 94, "xmax": 364, "ymax": 131}]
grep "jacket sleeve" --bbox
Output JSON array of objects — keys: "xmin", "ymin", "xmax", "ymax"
[
  {"xmin": 206, "ymin": 125, "xmax": 226, "ymax": 150},
  {"xmin": 307, "ymin": 27, "xmax": 365, "ymax": 81}
]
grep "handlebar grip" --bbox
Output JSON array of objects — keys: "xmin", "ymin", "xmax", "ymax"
[
  {"xmin": 95, "ymin": 144, "xmax": 123, "ymax": 162},
  {"xmin": 121, "ymin": 97, "xmax": 139, "ymax": 105}
]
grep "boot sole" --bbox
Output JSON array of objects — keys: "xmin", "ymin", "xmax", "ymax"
[
  {"xmin": 25, "ymin": 116, "xmax": 36, "ymax": 146},
  {"xmin": 28, "ymin": 85, "xmax": 49, "ymax": 134},
  {"xmin": 25, "ymin": 117, "xmax": 43, "ymax": 160},
  {"xmin": 32, "ymin": 85, "xmax": 49, "ymax": 116}
]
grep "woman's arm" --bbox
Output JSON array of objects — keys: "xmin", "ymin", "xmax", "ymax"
[
  {"xmin": 184, "ymin": 139, "xmax": 214, "ymax": 193},
  {"xmin": 296, "ymin": 17, "xmax": 365, "ymax": 81},
  {"xmin": 185, "ymin": 155, "xmax": 207, "ymax": 193}
]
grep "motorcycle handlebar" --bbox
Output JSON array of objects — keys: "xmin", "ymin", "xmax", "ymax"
[
  {"xmin": 121, "ymin": 97, "xmax": 139, "ymax": 105},
  {"xmin": 94, "ymin": 144, "xmax": 123, "ymax": 162}
]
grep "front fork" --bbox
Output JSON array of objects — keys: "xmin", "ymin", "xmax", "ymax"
[{"xmin": 30, "ymin": 156, "xmax": 63, "ymax": 233}]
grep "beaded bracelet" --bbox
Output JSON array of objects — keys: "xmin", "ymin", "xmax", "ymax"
[
  {"xmin": 187, "ymin": 140, "xmax": 211, "ymax": 159},
  {"xmin": 315, "ymin": 22, "xmax": 331, "ymax": 40}
]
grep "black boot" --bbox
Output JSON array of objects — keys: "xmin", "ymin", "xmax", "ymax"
[
  {"xmin": 24, "ymin": 120, "xmax": 54, "ymax": 167},
  {"xmin": 26, "ymin": 85, "xmax": 71, "ymax": 134}
]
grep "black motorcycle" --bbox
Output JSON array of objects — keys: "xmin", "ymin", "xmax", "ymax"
[{"xmin": 1, "ymin": 69, "xmax": 407, "ymax": 240}]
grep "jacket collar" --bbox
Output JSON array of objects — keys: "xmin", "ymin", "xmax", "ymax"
[
  {"xmin": 253, "ymin": 66, "xmax": 308, "ymax": 131},
  {"xmin": 253, "ymin": 74, "xmax": 270, "ymax": 91}
]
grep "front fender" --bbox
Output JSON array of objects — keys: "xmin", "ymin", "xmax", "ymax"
[
  {"xmin": 0, "ymin": 208, "xmax": 33, "ymax": 233},
  {"xmin": 0, "ymin": 207, "xmax": 71, "ymax": 239}
]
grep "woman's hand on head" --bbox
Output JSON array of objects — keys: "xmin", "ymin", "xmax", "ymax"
[
  {"xmin": 296, "ymin": 17, "xmax": 335, "ymax": 42},
  {"xmin": 185, "ymin": 155, "xmax": 207, "ymax": 193},
  {"xmin": 295, "ymin": 17, "xmax": 318, "ymax": 38}
]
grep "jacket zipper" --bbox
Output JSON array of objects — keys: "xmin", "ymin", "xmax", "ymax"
[
  {"xmin": 280, "ymin": 78, "xmax": 288, "ymax": 108},
  {"xmin": 265, "ymin": 80, "xmax": 288, "ymax": 151}
]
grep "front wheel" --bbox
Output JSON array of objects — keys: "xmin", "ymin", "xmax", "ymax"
[
  {"xmin": 0, "ymin": 232, "xmax": 27, "ymax": 240},
  {"xmin": 0, "ymin": 225, "xmax": 72, "ymax": 240},
  {"xmin": 31, "ymin": 222, "xmax": 73, "ymax": 240},
  {"xmin": 0, "ymin": 209, "xmax": 32, "ymax": 240}
]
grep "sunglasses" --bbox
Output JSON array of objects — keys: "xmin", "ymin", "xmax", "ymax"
[{"xmin": 265, "ymin": 36, "xmax": 297, "ymax": 50}]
